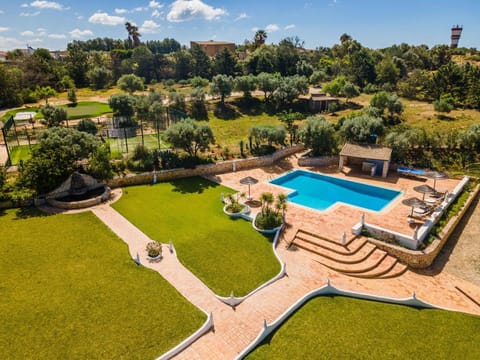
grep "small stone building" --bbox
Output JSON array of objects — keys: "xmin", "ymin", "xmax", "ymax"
[
  {"xmin": 339, "ymin": 143, "xmax": 392, "ymax": 178},
  {"xmin": 308, "ymin": 93, "xmax": 339, "ymax": 112},
  {"xmin": 190, "ymin": 41, "xmax": 236, "ymax": 57}
]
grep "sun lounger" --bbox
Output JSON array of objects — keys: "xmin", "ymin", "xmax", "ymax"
[{"xmin": 397, "ymin": 167, "xmax": 426, "ymax": 177}]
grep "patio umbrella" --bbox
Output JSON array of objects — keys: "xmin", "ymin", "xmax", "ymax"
[
  {"xmin": 240, "ymin": 176, "xmax": 259, "ymax": 200},
  {"xmin": 426, "ymin": 171, "xmax": 448, "ymax": 190},
  {"xmin": 413, "ymin": 184, "xmax": 436, "ymax": 200},
  {"xmin": 402, "ymin": 197, "xmax": 427, "ymax": 216}
]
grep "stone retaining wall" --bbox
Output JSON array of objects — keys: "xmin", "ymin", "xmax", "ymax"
[
  {"xmin": 368, "ymin": 184, "xmax": 480, "ymax": 269},
  {"xmin": 297, "ymin": 154, "xmax": 339, "ymax": 167},
  {"xmin": 107, "ymin": 145, "xmax": 304, "ymax": 188}
]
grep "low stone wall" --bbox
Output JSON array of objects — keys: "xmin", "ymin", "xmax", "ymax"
[
  {"xmin": 297, "ymin": 154, "xmax": 339, "ymax": 167},
  {"xmin": 108, "ymin": 145, "xmax": 304, "ymax": 188},
  {"xmin": 368, "ymin": 184, "xmax": 479, "ymax": 269},
  {"xmin": 47, "ymin": 187, "xmax": 111, "ymax": 210}
]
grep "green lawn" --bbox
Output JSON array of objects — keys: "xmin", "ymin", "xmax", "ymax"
[
  {"xmin": 107, "ymin": 133, "xmax": 168, "ymax": 158},
  {"xmin": 246, "ymin": 296, "xmax": 480, "ymax": 359},
  {"xmin": 9, "ymin": 144, "xmax": 37, "ymax": 164},
  {"xmin": 60, "ymin": 101, "xmax": 112, "ymax": 120},
  {"xmin": 112, "ymin": 177, "xmax": 280, "ymax": 296},
  {"xmin": 0, "ymin": 209, "xmax": 205, "ymax": 360}
]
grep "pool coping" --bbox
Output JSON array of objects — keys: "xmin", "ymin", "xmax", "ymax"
[{"xmin": 268, "ymin": 169, "xmax": 403, "ymax": 215}]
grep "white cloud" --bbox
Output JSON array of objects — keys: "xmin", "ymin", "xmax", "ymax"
[
  {"xmin": 30, "ymin": 1, "xmax": 65, "ymax": 10},
  {"xmin": 29, "ymin": 38, "xmax": 43, "ymax": 43},
  {"xmin": 149, "ymin": 1, "xmax": 163, "ymax": 8},
  {"xmin": 167, "ymin": 0, "xmax": 227, "ymax": 22},
  {"xmin": 114, "ymin": 8, "xmax": 128, "ymax": 14},
  {"xmin": 0, "ymin": 10, "xmax": 5, "ymax": 14},
  {"xmin": 20, "ymin": 11, "xmax": 40, "ymax": 16},
  {"xmin": 70, "ymin": 28, "xmax": 93, "ymax": 38},
  {"xmin": 0, "ymin": 27, "xmax": 9, "ymax": 32},
  {"xmin": 48, "ymin": 33, "xmax": 66, "ymax": 39},
  {"xmin": 133, "ymin": 7, "xmax": 148, "ymax": 12},
  {"xmin": 140, "ymin": 20, "xmax": 160, "ymax": 34},
  {"xmin": 152, "ymin": 9, "xmax": 162, "ymax": 17},
  {"xmin": 234, "ymin": 12, "xmax": 249, "ymax": 22},
  {"xmin": 88, "ymin": 12, "xmax": 125, "ymax": 26},
  {"xmin": 0, "ymin": 36, "xmax": 24, "ymax": 50},
  {"xmin": 77, "ymin": 15, "xmax": 83, "ymax": 20},
  {"xmin": 21, "ymin": 30, "xmax": 35, "ymax": 36},
  {"xmin": 251, "ymin": 27, "xmax": 258, "ymax": 32},
  {"xmin": 285, "ymin": 24, "xmax": 295, "ymax": 30},
  {"xmin": 21, "ymin": 4, "xmax": 29, "ymax": 7},
  {"xmin": 265, "ymin": 24, "xmax": 279, "ymax": 33}
]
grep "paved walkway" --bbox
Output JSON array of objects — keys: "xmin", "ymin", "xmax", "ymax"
[{"xmin": 83, "ymin": 187, "xmax": 480, "ymax": 359}]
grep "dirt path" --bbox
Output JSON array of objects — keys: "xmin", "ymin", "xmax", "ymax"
[{"xmin": 433, "ymin": 193, "xmax": 480, "ymax": 287}]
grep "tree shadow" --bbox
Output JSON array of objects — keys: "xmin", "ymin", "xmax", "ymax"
[
  {"xmin": 170, "ymin": 176, "xmax": 219, "ymax": 194},
  {"xmin": 436, "ymin": 114, "xmax": 455, "ymax": 121},
  {"xmin": 231, "ymin": 97, "xmax": 265, "ymax": 116},
  {"xmin": 213, "ymin": 103, "xmax": 241, "ymax": 120},
  {"xmin": 13, "ymin": 207, "xmax": 52, "ymax": 220}
]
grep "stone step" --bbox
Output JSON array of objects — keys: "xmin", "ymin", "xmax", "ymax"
[
  {"xmin": 345, "ymin": 256, "xmax": 399, "ymax": 278},
  {"xmin": 294, "ymin": 233, "xmax": 369, "ymax": 256},
  {"xmin": 294, "ymin": 237, "xmax": 377, "ymax": 264},
  {"xmin": 377, "ymin": 262, "xmax": 409, "ymax": 279},
  {"xmin": 297, "ymin": 228, "xmax": 357, "ymax": 246},
  {"xmin": 311, "ymin": 248, "xmax": 388, "ymax": 274}
]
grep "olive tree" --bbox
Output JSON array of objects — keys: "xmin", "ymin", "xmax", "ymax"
[
  {"xmin": 299, "ymin": 116, "xmax": 337, "ymax": 156},
  {"xmin": 164, "ymin": 118, "xmax": 215, "ymax": 158},
  {"xmin": 340, "ymin": 115, "xmax": 384, "ymax": 143}
]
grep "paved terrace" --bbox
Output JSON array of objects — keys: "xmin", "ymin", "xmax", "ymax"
[{"xmin": 209, "ymin": 157, "xmax": 461, "ymax": 245}]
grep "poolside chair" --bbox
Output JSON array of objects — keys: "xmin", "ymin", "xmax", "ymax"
[{"xmin": 397, "ymin": 167, "xmax": 426, "ymax": 177}]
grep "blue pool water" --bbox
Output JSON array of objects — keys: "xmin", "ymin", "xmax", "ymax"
[{"xmin": 270, "ymin": 170, "xmax": 401, "ymax": 212}]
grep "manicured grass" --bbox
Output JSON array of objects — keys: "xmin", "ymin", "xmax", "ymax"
[
  {"xmin": 0, "ymin": 209, "xmax": 205, "ymax": 359},
  {"xmin": 246, "ymin": 296, "xmax": 480, "ymax": 359},
  {"xmin": 199, "ymin": 109, "xmax": 282, "ymax": 154},
  {"xmin": 59, "ymin": 101, "xmax": 112, "ymax": 120},
  {"xmin": 107, "ymin": 133, "xmax": 168, "ymax": 158},
  {"xmin": 9, "ymin": 144, "xmax": 37, "ymax": 164},
  {"xmin": 112, "ymin": 177, "xmax": 280, "ymax": 296}
]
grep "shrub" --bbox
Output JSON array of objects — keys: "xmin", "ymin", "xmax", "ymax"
[
  {"xmin": 225, "ymin": 193, "xmax": 245, "ymax": 214},
  {"xmin": 146, "ymin": 241, "xmax": 162, "ymax": 258},
  {"xmin": 127, "ymin": 145, "xmax": 155, "ymax": 172},
  {"xmin": 77, "ymin": 118, "xmax": 98, "ymax": 135},
  {"xmin": 255, "ymin": 192, "xmax": 287, "ymax": 230}
]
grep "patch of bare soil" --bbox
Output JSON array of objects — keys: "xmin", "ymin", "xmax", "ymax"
[{"xmin": 432, "ymin": 194, "xmax": 480, "ymax": 287}]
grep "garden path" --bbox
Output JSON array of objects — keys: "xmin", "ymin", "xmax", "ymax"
[{"xmin": 90, "ymin": 198, "xmax": 480, "ymax": 360}]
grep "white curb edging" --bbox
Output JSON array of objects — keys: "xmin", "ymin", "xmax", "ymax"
[
  {"xmin": 156, "ymin": 311, "xmax": 214, "ymax": 360},
  {"xmin": 235, "ymin": 279, "xmax": 455, "ymax": 359}
]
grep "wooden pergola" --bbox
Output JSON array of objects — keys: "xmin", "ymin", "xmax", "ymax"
[{"xmin": 338, "ymin": 143, "xmax": 392, "ymax": 178}]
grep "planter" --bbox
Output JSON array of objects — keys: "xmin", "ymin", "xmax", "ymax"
[
  {"xmin": 223, "ymin": 204, "xmax": 251, "ymax": 218},
  {"xmin": 147, "ymin": 253, "xmax": 163, "ymax": 261},
  {"xmin": 252, "ymin": 212, "xmax": 283, "ymax": 234}
]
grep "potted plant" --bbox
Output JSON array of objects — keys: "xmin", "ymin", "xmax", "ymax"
[
  {"xmin": 253, "ymin": 192, "xmax": 287, "ymax": 234},
  {"xmin": 146, "ymin": 241, "xmax": 162, "ymax": 260},
  {"xmin": 224, "ymin": 192, "xmax": 250, "ymax": 217}
]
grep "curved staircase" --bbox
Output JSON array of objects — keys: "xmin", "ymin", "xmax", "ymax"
[{"xmin": 290, "ymin": 228, "xmax": 407, "ymax": 279}]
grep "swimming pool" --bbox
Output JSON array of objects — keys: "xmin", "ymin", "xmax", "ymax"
[{"xmin": 270, "ymin": 170, "xmax": 401, "ymax": 212}]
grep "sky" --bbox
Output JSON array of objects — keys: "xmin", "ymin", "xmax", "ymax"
[{"xmin": 0, "ymin": 0, "xmax": 478, "ymax": 51}]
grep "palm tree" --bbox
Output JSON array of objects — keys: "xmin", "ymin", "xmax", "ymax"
[
  {"xmin": 254, "ymin": 30, "xmax": 267, "ymax": 48},
  {"xmin": 125, "ymin": 22, "xmax": 141, "ymax": 48},
  {"xmin": 260, "ymin": 192, "xmax": 274, "ymax": 214}
]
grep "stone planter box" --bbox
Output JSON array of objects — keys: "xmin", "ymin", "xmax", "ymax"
[
  {"xmin": 252, "ymin": 212, "xmax": 283, "ymax": 234},
  {"xmin": 223, "ymin": 204, "xmax": 251, "ymax": 218},
  {"xmin": 146, "ymin": 254, "xmax": 163, "ymax": 261}
]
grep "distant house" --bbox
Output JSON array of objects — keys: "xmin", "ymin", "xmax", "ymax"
[
  {"xmin": 190, "ymin": 40, "xmax": 236, "ymax": 57},
  {"xmin": 0, "ymin": 51, "xmax": 7, "ymax": 62},
  {"xmin": 308, "ymin": 93, "xmax": 339, "ymax": 112}
]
